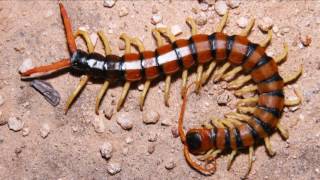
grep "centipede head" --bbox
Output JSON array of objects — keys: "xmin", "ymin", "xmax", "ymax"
[{"xmin": 186, "ymin": 128, "xmax": 215, "ymax": 155}]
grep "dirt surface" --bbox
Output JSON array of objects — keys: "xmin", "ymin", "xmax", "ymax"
[{"xmin": 0, "ymin": 0, "xmax": 319, "ymax": 179}]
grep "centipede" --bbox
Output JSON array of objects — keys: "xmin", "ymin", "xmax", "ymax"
[{"xmin": 19, "ymin": 2, "xmax": 303, "ymax": 178}]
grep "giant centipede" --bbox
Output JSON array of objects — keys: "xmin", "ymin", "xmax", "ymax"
[{"xmin": 20, "ymin": 2, "xmax": 303, "ymax": 177}]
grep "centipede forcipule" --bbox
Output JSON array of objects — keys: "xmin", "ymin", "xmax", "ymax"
[{"xmin": 19, "ymin": 2, "xmax": 303, "ymax": 177}]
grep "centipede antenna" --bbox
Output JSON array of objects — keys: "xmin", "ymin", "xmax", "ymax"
[
  {"xmin": 260, "ymin": 30, "xmax": 272, "ymax": 48},
  {"xmin": 239, "ymin": 18, "xmax": 255, "ymax": 36},
  {"xmin": 212, "ymin": 62, "xmax": 231, "ymax": 82},
  {"xmin": 243, "ymin": 146, "xmax": 254, "ymax": 178},
  {"xmin": 276, "ymin": 123, "xmax": 289, "ymax": 139},
  {"xmin": 227, "ymin": 150, "xmax": 237, "ymax": 170},
  {"xmin": 283, "ymin": 65, "xmax": 303, "ymax": 84},
  {"xmin": 65, "ymin": 75, "xmax": 89, "ymax": 114},
  {"xmin": 222, "ymin": 66, "xmax": 242, "ymax": 81},
  {"xmin": 95, "ymin": 81, "xmax": 110, "ymax": 114},
  {"xmin": 139, "ymin": 80, "xmax": 151, "ymax": 110},
  {"xmin": 234, "ymin": 84, "xmax": 258, "ymax": 97},
  {"xmin": 274, "ymin": 43, "xmax": 288, "ymax": 63},
  {"xmin": 59, "ymin": 2, "xmax": 77, "ymax": 54},
  {"xmin": 228, "ymin": 74, "xmax": 252, "ymax": 89},
  {"xmin": 264, "ymin": 137, "xmax": 276, "ymax": 156}
]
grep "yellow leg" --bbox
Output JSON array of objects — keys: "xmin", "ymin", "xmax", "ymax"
[
  {"xmin": 195, "ymin": 65, "xmax": 204, "ymax": 93},
  {"xmin": 284, "ymin": 65, "xmax": 303, "ymax": 84},
  {"xmin": 222, "ymin": 66, "xmax": 242, "ymax": 81},
  {"xmin": 97, "ymin": 31, "xmax": 112, "ymax": 55},
  {"xmin": 225, "ymin": 112, "xmax": 251, "ymax": 122},
  {"xmin": 215, "ymin": 11, "xmax": 229, "ymax": 32},
  {"xmin": 228, "ymin": 75, "xmax": 252, "ymax": 89},
  {"xmin": 236, "ymin": 96, "xmax": 259, "ymax": 106},
  {"xmin": 260, "ymin": 30, "xmax": 272, "ymax": 48},
  {"xmin": 243, "ymin": 146, "xmax": 254, "ymax": 178},
  {"xmin": 74, "ymin": 30, "xmax": 95, "ymax": 53},
  {"xmin": 227, "ymin": 150, "xmax": 237, "ymax": 170},
  {"xmin": 234, "ymin": 84, "xmax": 258, "ymax": 97},
  {"xmin": 239, "ymin": 18, "xmax": 255, "ymax": 36},
  {"xmin": 139, "ymin": 80, "xmax": 151, "ymax": 110},
  {"xmin": 264, "ymin": 137, "xmax": 276, "ymax": 156},
  {"xmin": 116, "ymin": 81, "xmax": 131, "ymax": 111},
  {"xmin": 65, "ymin": 75, "xmax": 89, "ymax": 114},
  {"xmin": 277, "ymin": 123, "xmax": 289, "ymax": 139},
  {"xmin": 186, "ymin": 17, "xmax": 198, "ymax": 35},
  {"xmin": 237, "ymin": 106, "xmax": 256, "ymax": 114},
  {"xmin": 212, "ymin": 62, "xmax": 231, "ymax": 82},
  {"xmin": 210, "ymin": 118, "xmax": 225, "ymax": 128},
  {"xmin": 201, "ymin": 61, "xmax": 217, "ymax": 85},
  {"xmin": 198, "ymin": 149, "xmax": 221, "ymax": 161},
  {"xmin": 164, "ymin": 75, "xmax": 171, "ymax": 106},
  {"xmin": 274, "ymin": 43, "xmax": 288, "ymax": 64}
]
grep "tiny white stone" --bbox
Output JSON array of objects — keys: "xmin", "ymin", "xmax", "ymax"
[
  {"xmin": 125, "ymin": 136, "xmax": 133, "ymax": 144},
  {"xmin": 0, "ymin": 95, "xmax": 4, "ymax": 107},
  {"xmin": 22, "ymin": 127, "xmax": 30, "ymax": 136},
  {"xmin": 107, "ymin": 162, "xmax": 121, "ymax": 175},
  {"xmin": 165, "ymin": 159, "xmax": 176, "ymax": 170},
  {"xmin": 151, "ymin": 14, "xmax": 163, "ymax": 25},
  {"xmin": 226, "ymin": 0, "xmax": 241, "ymax": 9},
  {"xmin": 103, "ymin": 0, "xmax": 116, "ymax": 8},
  {"xmin": 237, "ymin": 17, "xmax": 248, "ymax": 28},
  {"xmin": 199, "ymin": 2, "xmax": 209, "ymax": 11},
  {"xmin": 116, "ymin": 113, "xmax": 133, "ymax": 130},
  {"xmin": 118, "ymin": 7, "xmax": 129, "ymax": 17},
  {"xmin": 217, "ymin": 92, "xmax": 230, "ymax": 105},
  {"xmin": 142, "ymin": 110, "xmax": 160, "ymax": 124},
  {"xmin": 103, "ymin": 108, "xmax": 114, "ymax": 120},
  {"xmin": 215, "ymin": 1, "xmax": 228, "ymax": 16},
  {"xmin": 100, "ymin": 142, "xmax": 113, "ymax": 160},
  {"xmin": 195, "ymin": 12, "xmax": 207, "ymax": 26},
  {"xmin": 40, "ymin": 123, "xmax": 50, "ymax": 138},
  {"xmin": 258, "ymin": 17, "xmax": 273, "ymax": 32},
  {"xmin": 92, "ymin": 117, "xmax": 105, "ymax": 133},
  {"xmin": 8, "ymin": 117, "xmax": 24, "ymax": 132},
  {"xmin": 171, "ymin": 25, "xmax": 182, "ymax": 36},
  {"xmin": 18, "ymin": 58, "xmax": 34, "ymax": 73},
  {"xmin": 147, "ymin": 132, "xmax": 158, "ymax": 142},
  {"xmin": 138, "ymin": 84, "xmax": 144, "ymax": 91}
]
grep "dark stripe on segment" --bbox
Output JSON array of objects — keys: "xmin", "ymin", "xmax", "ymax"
[
  {"xmin": 246, "ymin": 124, "xmax": 260, "ymax": 141},
  {"xmin": 242, "ymin": 42, "xmax": 258, "ymax": 67},
  {"xmin": 261, "ymin": 90, "xmax": 284, "ymax": 97},
  {"xmin": 234, "ymin": 128, "xmax": 243, "ymax": 148},
  {"xmin": 259, "ymin": 73, "xmax": 283, "ymax": 84},
  {"xmin": 210, "ymin": 127, "xmax": 217, "ymax": 147},
  {"xmin": 188, "ymin": 37, "xmax": 198, "ymax": 63},
  {"xmin": 258, "ymin": 106, "xmax": 282, "ymax": 118},
  {"xmin": 154, "ymin": 50, "xmax": 164, "ymax": 75},
  {"xmin": 250, "ymin": 54, "xmax": 271, "ymax": 73},
  {"xmin": 139, "ymin": 53, "xmax": 145, "ymax": 77},
  {"xmin": 208, "ymin": 33, "xmax": 217, "ymax": 58},
  {"xmin": 172, "ymin": 42, "xmax": 184, "ymax": 68},
  {"xmin": 224, "ymin": 128, "xmax": 231, "ymax": 150},
  {"xmin": 226, "ymin": 35, "xmax": 235, "ymax": 57},
  {"xmin": 252, "ymin": 116, "xmax": 273, "ymax": 134}
]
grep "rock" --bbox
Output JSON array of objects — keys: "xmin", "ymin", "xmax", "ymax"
[
  {"xmin": 165, "ymin": 159, "xmax": 176, "ymax": 170},
  {"xmin": 103, "ymin": 108, "xmax": 114, "ymax": 120},
  {"xmin": 0, "ymin": 111, "xmax": 7, "ymax": 126},
  {"xmin": 258, "ymin": 17, "xmax": 273, "ymax": 32},
  {"xmin": 226, "ymin": 0, "xmax": 241, "ymax": 9},
  {"xmin": 8, "ymin": 117, "xmax": 24, "ymax": 132},
  {"xmin": 142, "ymin": 110, "xmax": 160, "ymax": 124},
  {"xmin": 151, "ymin": 14, "xmax": 163, "ymax": 25},
  {"xmin": 107, "ymin": 162, "xmax": 121, "ymax": 175},
  {"xmin": 161, "ymin": 118, "xmax": 172, "ymax": 126},
  {"xmin": 217, "ymin": 92, "xmax": 230, "ymax": 105},
  {"xmin": 215, "ymin": 1, "xmax": 228, "ymax": 16},
  {"xmin": 195, "ymin": 12, "xmax": 207, "ymax": 26},
  {"xmin": 125, "ymin": 136, "xmax": 133, "ymax": 144},
  {"xmin": 103, "ymin": 0, "xmax": 116, "ymax": 8},
  {"xmin": 116, "ymin": 113, "xmax": 133, "ymax": 130},
  {"xmin": 138, "ymin": 84, "xmax": 144, "ymax": 91},
  {"xmin": 18, "ymin": 58, "xmax": 34, "ymax": 74},
  {"xmin": 171, "ymin": 25, "xmax": 182, "ymax": 36},
  {"xmin": 299, "ymin": 34, "xmax": 312, "ymax": 46},
  {"xmin": 0, "ymin": 95, "xmax": 4, "ymax": 107},
  {"xmin": 171, "ymin": 126, "xmax": 179, "ymax": 138},
  {"xmin": 22, "ymin": 127, "xmax": 30, "ymax": 136},
  {"xmin": 118, "ymin": 7, "xmax": 129, "ymax": 17},
  {"xmin": 92, "ymin": 117, "xmax": 105, "ymax": 133},
  {"xmin": 199, "ymin": 2, "xmax": 209, "ymax": 11},
  {"xmin": 100, "ymin": 142, "xmax": 113, "ymax": 160},
  {"xmin": 147, "ymin": 144, "xmax": 156, "ymax": 154},
  {"xmin": 147, "ymin": 132, "xmax": 158, "ymax": 142},
  {"xmin": 40, "ymin": 123, "xmax": 50, "ymax": 138},
  {"xmin": 237, "ymin": 17, "xmax": 248, "ymax": 28}
]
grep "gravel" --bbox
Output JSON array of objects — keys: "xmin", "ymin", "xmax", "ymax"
[
  {"xmin": 103, "ymin": 0, "xmax": 116, "ymax": 8},
  {"xmin": 0, "ymin": 95, "xmax": 4, "ymax": 107},
  {"xmin": 92, "ymin": 116, "xmax": 105, "ymax": 133},
  {"xmin": 151, "ymin": 14, "xmax": 163, "ymax": 25},
  {"xmin": 116, "ymin": 113, "xmax": 133, "ymax": 130},
  {"xmin": 237, "ymin": 17, "xmax": 248, "ymax": 28},
  {"xmin": 147, "ymin": 143, "xmax": 156, "ymax": 154},
  {"xmin": 118, "ymin": 7, "xmax": 129, "ymax": 17},
  {"xmin": 18, "ymin": 58, "xmax": 34, "ymax": 74},
  {"xmin": 0, "ymin": 111, "xmax": 7, "ymax": 126},
  {"xmin": 100, "ymin": 142, "xmax": 113, "ymax": 160},
  {"xmin": 227, "ymin": 0, "xmax": 241, "ymax": 9},
  {"xmin": 8, "ymin": 117, "xmax": 24, "ymax": 132},
  {"xmin": 103, "ymin": 108, "xmax": 114, "ymax": 120},
  {"xmin": 22, "ymin": 127, "xmax": 30, "ymax": 136},
  {"xmin": 165, "ymin": 159, "xmax": 176, "ymax": 170},
  {"xmin": 258, "ymin": 17, "xmax": 273, "ymax": 32},
  {"xmin": 195, "ymin": 12, "xmax": 207, "ymax": 26},
  {"xmin": 147, "ymin": 132, "xmax": 158, "ymax": 142},
  {"xmin": 107, "ymin": 162, "xmax": 122, "ymax": 175},
  {"xmin": 40, "ymin": 123, "xmax": 50, "ymax": 138},
  {"xmin": 142, "ymin": 110, "xmax": 160, "ymax": 124},
  {"xmin": 125, "ymin": 136, "xmax": 133, "ymax": 144},
  {"xmin": 215, "ymin": 1, "xmax": 228, "ymax": 16},
  {"xmin": 299, "ymin": 34, "xmax": 312, "ymax": 46}
]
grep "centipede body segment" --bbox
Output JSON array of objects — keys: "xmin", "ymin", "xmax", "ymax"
[{"xmin": 19, "ymin": 2, "xmax": 302, "ymax": 177}]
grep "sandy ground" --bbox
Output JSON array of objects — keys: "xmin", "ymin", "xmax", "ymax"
[{"xmin": 0, "ymin": 0, "xmax": 320, "ymax": 179}]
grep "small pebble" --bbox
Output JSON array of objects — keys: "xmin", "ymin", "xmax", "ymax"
[
  {"xmin": 199, "ymin": 2, "xmax": 209, "ymax": 11},
  {"xmin": 118, "ymin": 7, "xmax": 129, "ymax": 17},
  {"xmin": 0, "ymin": 95, "xmax": 4, "ymax": 107},
  {"xmin": 165, "ymin": 159, "xmax": 176, "ymax": 170},
  {"xmin": 0, "ymin": 111, "xmax": 7, "ymax": 126},
  {"xmin": 138, "ymin": 84, "xmax": 144, "ymax": 91},
  {"xmin": 171, "ymin": 25, "xmax": 182, "ymax": 36},
  {"xmin": 40, "ymin": 123, "xmax": 50, "ymax": 138},
  {"xmin": 125, "ymin": 136, "xmax": 133, "ymax": 144},
  {"xmin": 147, "ymin": 144, "xmax": 156, "ymax": 154},
  {"xmin": 18, "ymin": 58, "xmax": 34, "ymax": 73},
  {"xmin": 147, "ymin": 132, "xmax": 158, "ymax": 142},
  {"xmin": 22, "ymin": 127, "xmax": 30, "ymax": 136},
  {"xmin": 299, "ymin": 34, "xmax": 312, "ymax": 46},
  {"xmin": 100, "ymin": 142, "xmax": 113, "ymax": 160},
  {"xmin": 272, "ymin": 25, "xmax": 279, "ymax": 33},
  {"xmin": 142, "ymin": 110, "xmax": 160, "ymax": 124},
  {"xmin": 217, "ymin": 92, "xmax": 230, "ymax": 105},
  {"xmin": 280, "ymin": 27, "xmax": 290, "ymax": 35},
  {"xmin": 195, "ymin": 12, "xmax": 207, "ymax": 26},
  {"xmin": 237, "ymin": 17, "xmax": 248, "ymax": 28},
  {"xmin": 152, "ymin": 5, "xmax": 158, "ymax": 14},
  {"xmin": 8, "ymin": 117, "xmax": 24, "ymax": 132},
  {"xmin": 258, "ymin": 17, "xmax": 273, "ymax": 32},
  {"xmin": 103, "ymin": 0, "xmax": 116, "ymax": 8},
  {"xmin": 103, "ymin": 108, "xmax": 114, "ymax": 120},
  {"xmin": 226, "ymin": 0, "xmax": 241, "ymax": 9},
  {"xmin": 171, "ymin": 126, "xmax": 179, "ymax": 138},
  {"xmin": 107, "ymin": 162, "xmax": 122, "ymax": 175},
  {"xmin": 116, "ymin": 113, "xmax": 133, "ymax": 130},
  {"xmin": 92, "ymin": 117, "xmax": 105, "ymax": 133},
  {"xmin": 161, "ymin": 118, "xmax": 172, "ymax": 126},
  {"xmin": 215, "ymin": 1, "xmax": 228, "ymax": 16},
  {"xmin": 151, "ymin": 14, "xmax": 163, "ymax": 25}
]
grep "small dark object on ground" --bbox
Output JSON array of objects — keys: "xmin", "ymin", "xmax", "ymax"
[{"xmin": 31, "ymin": 80, "xmax": 60, "ymax": 106}]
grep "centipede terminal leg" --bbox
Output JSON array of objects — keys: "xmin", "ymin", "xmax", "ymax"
[{"xmin": 264, "ymin": 137, "xmax": 276, "ymax": 156}]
